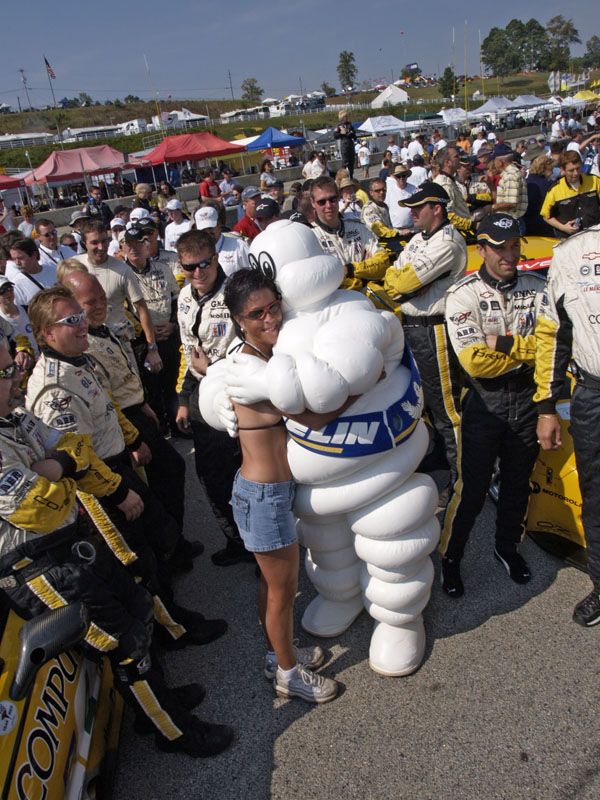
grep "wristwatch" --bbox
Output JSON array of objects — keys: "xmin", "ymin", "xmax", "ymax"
[{"xmin": 147, "ymin": 343, "xmax": 158, "ymax": 351}]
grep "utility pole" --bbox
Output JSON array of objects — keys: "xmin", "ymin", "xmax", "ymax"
[
  {"xmin": 227, "ymin": 69, "xmax": 235, "ymax": 100},
  {"xmin": 299, "ymin": 76, "xmax": 304, "ymax": 96},
  {"xmin": 19, "ymin": 69, "xmax": 33, "ymax": 111},
  {"xmin": 17, "ymin": 96, "xmax": 22, "ymax": 113}
]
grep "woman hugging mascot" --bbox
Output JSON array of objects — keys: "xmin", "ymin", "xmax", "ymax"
[{"xmin": 200, "ymin": 220, "xmax": 439, "ymax": 676}]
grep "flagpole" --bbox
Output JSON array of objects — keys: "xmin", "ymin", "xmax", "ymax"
[
  {"xmin": 44, "ymin": 57, "xmax": 57, "ymax": 109},
  {"xmin": 44, "ymin": 56, "xmax": 64, "ymax": 150},
  {"xmin": 144, "ymin": 55, "xmax": 166, "ymax": 138}
]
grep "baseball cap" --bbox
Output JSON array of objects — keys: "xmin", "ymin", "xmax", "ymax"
[
  {"xmin": 492, "ymin": 143, "xmax": 513, "ymax": 158},
  {"xmin": 254, "ymin": 198, "xmax": 280, "ymax": 219},
  {"xmin": 398, "ymin": 182, "xmax": 449, "ymax": 208},
  {"xmin": 477, "ymin": 213, "xmax": 526, "ymax": 246},
  {"xmin": 166, "ymin": 199, "xmax": 182, "ymax": 211},
  {"xmin": 0, "ymin": 275, "xmax": 14, "ymax": 290},
  {"xmin": 195, "ymin": 206, "xmax": 219, "ymax": 230},
  {"xmin": 130, "ymin": 207, "xmax": 152, "ymax": 223},
  {"xmin": 110, "ymin": 217, "xmax": 126, "ymax": 230},
  {"xmin": 241, "ymin": 186, "xmax": 261, "ymax": 202},
  {"xmin": 123, "ymin": 225, "xmax": 149, "ymax": 243}
]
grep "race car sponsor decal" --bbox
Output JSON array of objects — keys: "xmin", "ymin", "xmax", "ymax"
[
  {"xmin": 0, "ymin": 700, "xmax": 18, "ymax": 735},
  {"xmin": 0, "ymin": 468, "xmax": 24, "ymax": 495}
]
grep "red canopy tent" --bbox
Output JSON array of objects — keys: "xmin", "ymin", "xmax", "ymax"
[
  {"xmin": 143, "ymin": 132, "xmax": 246, "ymax": 165},
  {"xmin": 0, "ymin": 173, "xmax": 26, "ymax": 189},
  {"xmin": 24, "ymin": 145, "xmax": 135, "ymax": 185}
]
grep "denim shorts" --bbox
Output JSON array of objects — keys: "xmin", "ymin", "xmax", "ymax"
[{"xmin": 230, "ymin": 471, "xmax": 297, "ymax": 553}]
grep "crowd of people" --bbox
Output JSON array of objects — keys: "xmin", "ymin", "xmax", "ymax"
[{"xmin": 1, "ymin": 106, "xmax": 600, "ymax": 757}]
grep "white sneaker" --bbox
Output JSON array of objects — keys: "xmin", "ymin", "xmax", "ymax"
[
  {"xmin": 274, "ymin": 665, "xmax": 338, "ymax": 704},
  {"xmin": 264, "ymin": 642, "xmax": 325, "ymax": 679}
]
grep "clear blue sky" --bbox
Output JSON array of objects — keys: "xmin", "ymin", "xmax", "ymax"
[{"xmin": 2, "ymin": 0, "xmax": 597, "ymax": 108}]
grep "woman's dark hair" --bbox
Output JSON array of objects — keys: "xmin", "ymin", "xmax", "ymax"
[
  {"xmin": 159, "ymin": 181, "xmax": 176, "ymax": 197},
  {"xmin": 224, "ymin": 268, "xmax": 280, "ymax": 339},
  {"xmin": 261, "ymin": 159, "xmax": 272, "ymax": 172}
]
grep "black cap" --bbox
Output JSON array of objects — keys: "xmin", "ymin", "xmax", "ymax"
[
  {"xmin": 254, "ymin": 198, "xmax": 280, "ymax": 219},
  {"xmin": 399, "ymin": 181, "xmax": 449, "ymax": 208},
  {"xmin": 123, "ymin": 225, "xmax": 149, "ymax": 243},
  {"xmin": 477, "ymin": 213, "xmax": 526, "ymax": 246},
  {"xmin": 491, "ymin": 143, "xmax": 513, "ymax": 158}
]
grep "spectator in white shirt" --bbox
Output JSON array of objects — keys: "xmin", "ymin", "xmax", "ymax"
[
  {"xmin": 35, "ymin": 219, "xmax": 76, "ymax": 267},
  {"xmin": 8, "ymin": 237, "xmax": 57, "ymax": 306},
  {"xmin": 219, "ymin": 169, "xmax": 237, "ymax": 206},
  {"xmin": 17, "ymin": 205, "xmax": 35, "ymax": 238},
  {"xmin": 386, "ymin": 164, "xmax": 417, "ymax": 232},
  {"xmin": 164, "ymin": 200, "xmax": 192, "ymax": 252}
]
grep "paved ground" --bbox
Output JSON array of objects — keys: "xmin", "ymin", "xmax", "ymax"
[{"xmin": 113, "ymin": 439, "xmax": 599, "ymax": 800}]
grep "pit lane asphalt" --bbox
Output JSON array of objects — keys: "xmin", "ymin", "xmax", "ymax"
[{"xmin": 114, "ymin": 440, "xmax": 600, "ymax": 800}]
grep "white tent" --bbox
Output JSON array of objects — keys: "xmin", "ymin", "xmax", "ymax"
[
  {"xmin": 474, "ymin": 96, "xmax": 513, "ymax": 113},
  {"xmin": 358, "ymin": 115, "xmax": 406, "ymax": 135},
  {"xmin": 371, "ymin": 85, "xmax": 409, "ymax": 108},
  {"xmin": 510, "ymin": 94, "xmax": 547, "ymax": 107},
  {"xmin": 439, "ymin": 108, "xmax": 468, "ymax": 124}
]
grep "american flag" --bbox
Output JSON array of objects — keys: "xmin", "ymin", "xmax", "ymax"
[{"xmin": 44, "ymin": 57, "xmax": 56, "ymax": 80}]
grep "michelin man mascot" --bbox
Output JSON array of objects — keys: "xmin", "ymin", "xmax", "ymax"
[{"xmin": 201, "ymin": 220, "xmax": 439, "ymax": 676}]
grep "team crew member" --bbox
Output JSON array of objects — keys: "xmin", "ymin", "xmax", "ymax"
[
  {"xmin": 534, "ymin": 223, "xmax": 600, "ymax": 626},
  {"xmin": 122, "ymin": 225, "xmax": 182, "ymax": 436},
  {"xmin": 175, "ymin": 230, "xmax": 251, "ymax": 567},
  {"xmin": 540, "ymin": 151, "xmax": 600, "ymax": 236},
  {"xmin": 60, "ymin": 269, "xmax": 197, "ymax": 568},
  {"xmin": 360, "ymin": 178, "xmax": 399, "ymax": 239},
  {"xmin": 26, "ymin": 287, "xmax": 223, "ymax": 646},
  {"xmin": 75, "ymin": 219, "xmax": 162, "ymax": 374},
  {"xmin": 0, "ymin": 350, "xmax": 233, "ymax": 757},
  {"xmin": 433, "ymin": 147, "xmax": 473, "ymax": 232},
  {"xmin": 195, "ymin": 206, "xmax": 250, "ymax": 276},
  {"xmin": 383, "ymin": 182, "xmax": 467, "ymax": 495},
  {"xmin": 310, "ymin": 176, "xmax": 389, "ymax": 291},
  {"xmin": 440, "ymin": 215, "xmax": 546, "ymax": 596}
]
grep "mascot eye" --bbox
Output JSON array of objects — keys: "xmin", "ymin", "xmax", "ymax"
[
  {"xmin": 248, "ymin": 254, "xmax": 259, "ymax": 270},
  {"xmin": 257, "ymin": 251, "xmax": 276, "ymax": 280}
]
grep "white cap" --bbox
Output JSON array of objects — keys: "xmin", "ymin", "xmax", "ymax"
[
  {"xmin": 195, "ymin": 206, "xmax": 219, "ymax": 230},
  {"xmin": 166, "ymin": 199, "xmax": 182, "ymax": 211},
  {"xmin": 0, "ymin": 275, "xmax": 14, "ymax": 289},
  {"xmin": 130, "ymin": 207, "xmax": 151, "ymax": 222},
  {"xmin": 110, "ymin": 217, "xmax": 126, "ymax": 229}
]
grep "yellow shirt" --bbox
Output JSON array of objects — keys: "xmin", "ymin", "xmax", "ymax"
[{"xmin": 541, "ymin": 174, "xmax": 600, "ymax": 220}]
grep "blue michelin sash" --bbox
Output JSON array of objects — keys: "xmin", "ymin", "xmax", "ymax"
[{"xmin": 285, "ymin": 346, "xmax": 422, "ymax": 458}]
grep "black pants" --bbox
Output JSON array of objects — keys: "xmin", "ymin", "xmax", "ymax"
[
  {"xmin": 134, "ymin": 331, "xmax": 180, "ymax": 432},
  {"xmin": 341, "ymin": 144, "xmax": 355, "ymax": 179},
  {"xmin": 4, "ymin": 543, "xmax": 191, "ymax": 741},
  {"xmin": 440, "ymin": 384, "xmax": 539, "ymax": 561},
  {"xmin": 570, "ymin": 384, "xmax": 600, "ymax": 591},
  {"xmin": 123, "ymin": 405, "xmax": 186, "ymax": 531},
  {"xmin": 403, "ymin": 322, "xmax": 462, "ymax": 485}
]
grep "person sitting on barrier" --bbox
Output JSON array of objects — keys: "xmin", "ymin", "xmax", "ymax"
[{"xmin": 0, "ymin": 347, "xmax": 234, "ymax": 757}]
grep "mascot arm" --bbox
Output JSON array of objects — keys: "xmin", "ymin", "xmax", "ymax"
[{"xmin": 199, "ymin": 361, "xmax": 238, "ymax": 436}]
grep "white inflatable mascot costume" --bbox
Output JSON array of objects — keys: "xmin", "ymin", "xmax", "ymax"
[{"xmin": 200, "ymin": 220, "xmax": 439, "ymax": 675}]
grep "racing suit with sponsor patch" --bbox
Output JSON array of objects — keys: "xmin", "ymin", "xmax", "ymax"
[
  {"xmin": 311, "ymin": 217, "xmax": 389, "ymax": 291},
  {"xmin": 360, "ymin": 200, "xmax": 398, "ymax": 239},
  {"xmin": 534, "ymin": 225, "xmax": 600, "ymax": 589},
  {"xmin": 383, "ymin": 221, "xmax": 467, "ymax": 483},
  {"xmin": 0, "ymin": 410, "xmax": 202, "ymax": 745},
  {"xmin": 440, "ymin": 264, "xmax": 546, "ymax": 560},
  {"xmin": 26, "ymin": 349, "xmax": 192, "ymax": 645},
  {"xmin": 177, "ymin": 267, "xmax": 242, "ymax": 544},
  {"xmin": 87, "ymin": 325, "xmax": 186, "ymax": 534}
]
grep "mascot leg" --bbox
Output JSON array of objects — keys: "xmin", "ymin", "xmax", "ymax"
[
  {"xmin": 297, "ymin": 515, "xmax": 364, "ymax": 637},
  {"xmin": 350, "ymin": 473, "xmax": 440, "ymax": 676}
]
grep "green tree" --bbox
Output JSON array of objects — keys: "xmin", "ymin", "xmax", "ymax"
[
  {"xmin": 124, "ymin": 94, "xmax": 141, "ymax": 103},
  {"xmin": 545, "ymin": 15, "xmax": 581, "ymax": 71},
  {"xmin": 337, "ymin": 51, "xmax": 358, "ymax": 91},
  {"xmin": 320, "ymin": 81, "xmax": 336, "ymax": 97},
  {"xmin": 583, "ymin": 35, "xmax": 600, "ymax": 69},
  {"xmin": 523, "ymin": 18, "xmax": 550, "ymax": 70},
  {"xmin": 438, "ymin": 66, "xmax": 457, "ymax": 98},
  {"xmin": 481, "ymin": 27, "xmax": 523, "ymax": 81},
  {"xmin": 241, "ymin": 77, "xmax": 263, "ymax": 103},
  {"xmin": 78, "ymin": 92, "xmax": 93, "ymax": 106}
]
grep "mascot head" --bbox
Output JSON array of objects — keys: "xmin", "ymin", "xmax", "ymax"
[{"xmin": 248, "ymin": 220, "xmax": 343, "ymax": 311}]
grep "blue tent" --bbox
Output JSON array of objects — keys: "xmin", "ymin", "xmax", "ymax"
[{"xmin": 247, "ymin": 126, "xmax": 305, "ymax": 151}]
